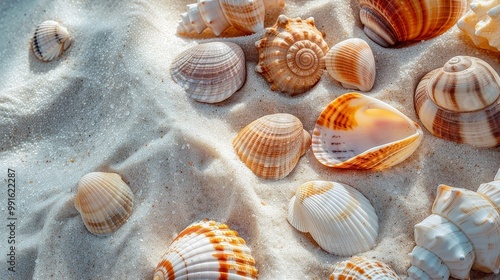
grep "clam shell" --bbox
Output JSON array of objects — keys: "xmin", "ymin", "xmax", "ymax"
[
  {"xmin": 287, "ymin": 181, "xmax": 379, "ymax": 256},
  {"xmin": 153, "ymin": 219, "xmax": 258, "ymax": 280},
  {"xmin": 312, "ymin": 92, "xmax": 423, "ymax": 170},
  {"xmin": 232, "ymin": 113, "xmax": 311, "ymax": 179},
  {"xmin": 74, "ymin": 172, "xmax": 134, "ymax": 236},
  {"xmin": 330, "ymin": 256, "xmax": 400, "ymax": 280},
  {"xmin": 170, "ymin": 42, "xmax": 246, "ymax": 103},
  {"xmin": 325, "ymin": 38, "xmax": 376, "ymax": 92},
  {"xmin": 457, "ymin": 1, "xmax": 500, "ymax": 52},
  {"xmin": 31, "ymin": 20, "xmax": 72, "ymax": 62},
  {"xmin": 255, "ymin": 15, "xmax": 329, "ymax": 95},
  {"xmin": 414, "ymin": 56, "xmax": 500, "ymax": 147}
]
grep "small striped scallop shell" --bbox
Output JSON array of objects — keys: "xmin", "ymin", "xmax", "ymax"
[
  {"xmin": 74, "ymin": 172, "xmax": 134, "ymax": 236},
  {"xmin": 312, "ymin": 92, "xmax": 423, "ymax": 170},
  {"xmin": 153, "ymin": 219, "xmax": 258, "ymax": 280},
  {"xmin": 232, "ymin": 113, "xmax": 311, "ymax": 179},
  {"xmin": 287, "ymin": 181, "xmax": 379, "ymax": 256},
  {"xmin": 325, "ymin": 38, "xmax": 376, "ymax": 92},
  {"xmin": 31, "ymin": 20, "xmax": 72, "ymax": 62},
  {"xmin": 457, "ymin": 1, "xmax": 500, "ymax": 52},
  {"xmin": 414, "ymin": 56, "xmax": 500, "ymax": 147},
  {"xmin": 170, "ymin": 42, "xmax": 246, "ymax": 103},
  {"xmin": 330, "ymin": 257, "xmax": 400, "ymax": 280}
]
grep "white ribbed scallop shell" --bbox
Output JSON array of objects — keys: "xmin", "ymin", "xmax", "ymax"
[
  {"xmin": 458, "ymin": 0, "xmax": 500, "ymax": 52},
  {"xmin": 330, "ymin": 256, "xmax": 400, "ymax": 280},
  {"xmin": 31, "ymin": 20, "xmax": 72, "ymax": 62}
]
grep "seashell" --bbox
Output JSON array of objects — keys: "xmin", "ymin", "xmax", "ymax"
[
  {"xmin": 232, "ymin": 113, "xmax": 311, "ymax": 179},
  {"xmin": 325, "ymin": 38, "xmax": 376, "ymax": 92},
  {"xmin": 255, "ymin": 15, "xmax": 329, "ymax": 95},
  {"xmin": 330, "ymin": 256, "xmax": 400, "ymax": 280},
  {"xmin": 359, "ymin": 0, "xmax": 467, "ymax": 47},
  {"xmin": 31, "ymin": 20, "xmax": 72, "ymax": 62},
  {"xmin": 153, "ymin": 219, "xmax": 258, "ymax": 280},
  {"xmin": 312, "ymin": 92, "xmax": 423, "ymax": 170},
  {"xmin": 408, "ymin": 168, "xmax": 500, "ymax": 279},
  {"xmin": 414, "ymin": 56, "xmax": 500, "ymax": 148},
  {"xmin": 287, "ymin": 181, "xmax": 378, "ymax": 256},
  {"xmin": 176, "ymin": 0, "xmax": 285, "ymax": 36},
  {"xmin": 74, "ymin": 172, "xmax": 134, "ymax": 236},
  {"xmin": 457, "ymin": 0, "xmax": 500, "ymax": 52},
  {"xmin": 170, "ymin": 42, "xmax": 246, "ymax": 103}
]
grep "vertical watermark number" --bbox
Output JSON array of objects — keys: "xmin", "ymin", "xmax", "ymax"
[{"xmin": 6, "ymin": 168, "xmax": 16, "ymax": 274}]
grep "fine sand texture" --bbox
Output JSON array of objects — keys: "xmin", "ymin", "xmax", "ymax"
[{"xmin": 1, "ymin": 0, "xmax": 499, "ymax": 279}]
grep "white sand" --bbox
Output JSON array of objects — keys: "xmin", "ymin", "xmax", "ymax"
[{"xmin": 0, "ymin": 0, "xmax": 499, "ymax": 279}]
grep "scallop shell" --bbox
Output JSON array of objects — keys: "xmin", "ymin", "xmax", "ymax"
[
  {"xmin": 408, "ymin": 169, "xmax": 500, "ymax": 279},
  {"xmin": 232, "ymin": 113, "xmax": 311, "ymax": 179},
  {"xmin": 153, "ymin": 219, "xmax": 258, "ymax": 280},
  {"xmin": 457, "ymin": 0, "xmax": 500, "ymax": 52},
  {"xmin": 414, "ymin": 56, "xmax": 500, "ymax": 147},
  {"xmin": 255, "ymin": 15, "xmax": 329, "ymax": 95},
  {"xmin": 359, "ymin": 0, "xmax": 467, "ymax": 47},
  {"xmin": 74, "ymin": 172, "xmax": 134, "ymax": 236},
  {"xmin": 325, "ymin": 38, "xmax": 376, "ymax": 92},
  {"xmin": 312, "ymin": 92, "xmax": 423, "ymax": 170},
  {"xmin": 287, "ymin": 181, "xmax": 379, "ymax": 256},
  {"xmin": 31, "ymin": 20, "xmax": 72, "ymax": 62},
  {"xmin": 170, "ymin": 42, "xmax": 246, "ymax": 103},
  {"xmin": 330, "ymin": 256, "xmax": 400, "ymax": 280},
  {"xmin": 176, "ymin": 0, "xmax": 285, "ymax": 36}
]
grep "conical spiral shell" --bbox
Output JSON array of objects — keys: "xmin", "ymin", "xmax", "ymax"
[
  {"xmin": 287, "ymin": 181, "xmax": 379, "ymax": 256},
  {"xmin": 457, "ymin": 1, "xmax": 500, "ymax": 52},
  {"xmin": 74, "ymin": 172, "xmax": 134, "ymax": 236},
  {"xmin": 414, "ymin": 56, "xmax": 500, "ymax": 147},
  {"xmin": 359, "ymin": 0, "xmax": 467, "ymax": 47},
  {"xmin": 153, "ymin": 219, "xmax": 258, "ymax": 280},
  {"xmin": 255, "ymin": 15, "xmax": 329, "ymax": 95},
  {"xmin": 312, "ymin": 92, "xmax": 423, "ymax": 170},
  {"xmin": 31, "ymin": 20, "xmax": 72, "ymax": 62},
  {"xmin": 330, "ymin": 256, "xmax": 400, "ymax": 280},
  {"xmin": 232, "ymin": 113, "xmax": 311, "ymax": 179}
]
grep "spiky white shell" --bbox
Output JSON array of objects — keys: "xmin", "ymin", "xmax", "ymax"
[
  {"xmin": 330, "ymin": 256, "xmax": 400, "ymax": 280},
  {"xmin": 458, "ymin": 0, "xmax": 500, "ymax": 52},
  {"xmin": 31, "ymin": 20, "xmax": 72, "ymax": 62}
]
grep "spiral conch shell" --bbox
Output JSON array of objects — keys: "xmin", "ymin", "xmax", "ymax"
[
  {"xmin": 255, "ymin": 15, "xmax": 329, "ymax": 95},
  {"xmin": 287, "ymin": 181, "xmax": 379, "ymax": 256},
  {"xmin": 233, "ymin": 113, "xmax": 311, "ymax": 179},
  {"xmin": 153, "ymin": 219, "xmax": 258, "ymax": 280},
  {"xmin": 31, "ymin": 20, "xmax": 72, "ymax": 62},
  {"xmin": 408, "ymin": 168, "xmax": 500, "ymax": 279},
  {"xmin": 176, "ymin": 0, "xmax": 285, "ymax": 36},
  {"xmin": 330, "ymin": 256, "xmax": 400, "ymax": 280},
  {"xmin": 414, "ymin": 56, "xmax": 500, "ymax": 147},
  {"xmin": 74, "ymin": 172, "xmax": 134, "ymax": 236},
  {"xmin": 457, "ymin": 0, "xmax": 500, "ymax": 52},
  {"xmin": 312, "ymin": 92, "xmax": 423, "ymax": 170},
  {"xmin": 359, "ymin": 0, "xmax": 467, "ymax": 47}
]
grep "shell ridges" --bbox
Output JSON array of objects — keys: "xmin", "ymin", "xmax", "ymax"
[{"xmin": 31, "ymin": 20, "xmax": 72, "ymax": 62}]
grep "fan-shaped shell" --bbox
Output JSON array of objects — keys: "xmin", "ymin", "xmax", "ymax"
[
  {"xmin": 325, "ymin": 38, "xmax": 376, "ymax": 92},
  {"xmin": 31, "ymin": 20, "xmax": 72, "ymax": 62},
  {"xmin": 287, "ymin": 181, "xmax": 379, "ymax": 256},
  {"xmin": 153, "ymin": 219, "xmax": 258, "ymax": 280},
  {"xmin": 232, "ymin": 113, "xmax": 311, "ymax": 179},
  {"xmin": 255, "ymin": 15, "xmax": 329, "ymax": 95},
  {"xmin": 74, "ymin": 172, "xmax": 134, "ymax": 236},
  {"xmin": 359, "ymin": 0, "xmax": 467, "ymax": 47},
  {"xmin": 414, "ymin": 56, "xmax": 500, "ymax": 147},
  {"xmin": 330, "ymin": 256, "xmax": 400, "ymax": 280},
  {"xmin": 312, "ymin": 92, "xmax": 423, "ymax": 170},
  {"xmin": 170, "ymin": 42, "xmax": 246, "ymax": 103},
  {"xmin": 457, "ymin": 0, "xmax": 500, "ymax": 52}
]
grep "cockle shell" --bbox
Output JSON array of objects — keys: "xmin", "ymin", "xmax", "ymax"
[
  {"xmin": 31, "ymin": 20, "xmax": 72, "ymax": 62},
  {"xmin": 233, "ymin": 113, "xmax": 311, "ymax": 179},
  {"xmin": 330, "ymin": 256, "xmax": 400, "ymax": 280},
  {"xmin": 408, "ymin": 169, "xmax": 500, "ymax": 279},
  {"xmin": 170, "ymin": 42, "xmax": 246, "ymax": 103},
  {"xmin": 74, "ymin": 172, "xmax": 134, "ymax": 236},
  {"xmin": 325, "ymin": 38, "xmax": 376, "ymax": 92},
  {"xmin": 176, "ymin": 0, "xmax": 285, "ymax": 36},
  {"xmin": 287, "ymin": 181, "xmax": 379, "ymax": 256},
  {"xmin": 255, "ymin": 15, "xmax": 329, "ymax": 95},
  {"xmin": 153, "ymin": 219, "xmax": 258, "ymax": 280},
  {"xmin": 359, "ymin": 0, "xmax": 467, "ymax": 47},
  {"xmin": 414, "ymin": 56, "xmax": 500, "ymax": 147},
  {"xmin": 312, "ymin": 92, "xmax": 423, "ymax": 170},
  {"xmin": 458, "ymin": 0, "xmax": 500, "ymax": 52}
]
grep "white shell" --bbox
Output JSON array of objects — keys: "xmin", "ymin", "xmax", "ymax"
[
  {"xmin": 31, "ymin": 20, "xmax": 72, "ymax": 62},
  {"xmin": 458, "ymin": 1, "xmax": 500, "ymax": 52},
  {"xmin": 287, "ymin": 181, "xmax": 378, "ymax": 256},
  {"xmin": 330, "ymin": 256, "xmax": 400, "ymax": 280}
]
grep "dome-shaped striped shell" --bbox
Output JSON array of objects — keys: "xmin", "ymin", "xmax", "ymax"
[
  {"xmin": 31, "ymin": 20, "xmax": 72, "ymax": 61},
  {"xmin": 330, "ymin": 256, "xmax": 400, "ymax": 280}
]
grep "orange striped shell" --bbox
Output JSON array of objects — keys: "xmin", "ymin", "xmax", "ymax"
[{"xmin": 330, "ymin": 257, "xmax": 400, "ymax": 279}]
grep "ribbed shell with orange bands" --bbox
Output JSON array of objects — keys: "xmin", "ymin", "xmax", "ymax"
[{"xmin": 330, "ymin": 256, "xmax": 400, "ymax": 280}]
